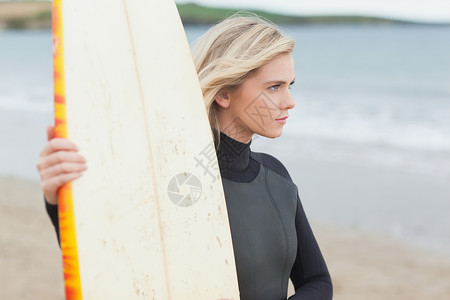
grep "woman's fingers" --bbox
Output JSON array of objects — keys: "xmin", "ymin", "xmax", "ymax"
[
  {"xmin": 42, "ymin": 172, "xmax": 84, "ymax": 205},
  {"xmin": 40, "ymin": 161, "xmax": 87, "ymax": 180},
  {"xmin": 39, "ymin": 138, "xmax": 79, "ymax": 157},
  {"xmin": 37, "ymin": 150, "xmax": 86, "ymax": 172},
  {"xmin": 38, "ymin": 125, "xmax": 86, "ymax": 205}
]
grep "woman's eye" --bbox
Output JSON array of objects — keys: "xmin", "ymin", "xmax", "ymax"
[{"xmin": 269, "ymin": 85, "xmax": 280, "ymax": 91}]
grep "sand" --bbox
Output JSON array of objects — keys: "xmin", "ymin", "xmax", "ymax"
[
  {"xmin": 0, "ymin": 176, "xmax": 64, "ymax": 299},
  {"xmin": 1, "ymin": 175, "xmax": 449, "ymax": 299},
  {"xmin": 315, "ymin": 224, "xmax": 450, "ymax": 299}
]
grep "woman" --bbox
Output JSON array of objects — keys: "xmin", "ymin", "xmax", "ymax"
[{"xmin": 38, "ymin": 15, "xmax": 332, "ymax": 300}]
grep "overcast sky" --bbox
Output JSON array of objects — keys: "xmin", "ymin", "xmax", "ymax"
[{"xmin": 176, "ymin": 0, "xmax": 450, "ymax": 23}]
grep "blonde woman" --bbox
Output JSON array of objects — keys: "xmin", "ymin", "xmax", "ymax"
[{"xmin": 38, "ymin": 15, "xmax": 332, "ymax": 299}]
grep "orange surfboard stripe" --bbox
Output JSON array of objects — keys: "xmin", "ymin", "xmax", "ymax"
[{"xmin": 52, "ymin": 0, "xmax": 82, "ymax": 298}]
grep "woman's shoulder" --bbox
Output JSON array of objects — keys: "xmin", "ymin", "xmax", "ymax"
[{"xmin": 250, "ymin": 151, "xmax": 293, "ymax": 183}]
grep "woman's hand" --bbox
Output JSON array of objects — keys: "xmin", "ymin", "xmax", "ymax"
[{"xmin": 36, "ymin": 125, "xmax": 87, "ymax": 205}]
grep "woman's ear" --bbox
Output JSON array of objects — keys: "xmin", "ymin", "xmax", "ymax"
[{"xmin": 214, "ymin": 91, "xmax": 231, "ymax": 109}]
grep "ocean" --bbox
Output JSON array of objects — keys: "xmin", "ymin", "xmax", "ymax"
[{"xmin": 1, "ymin": 25, "xmax": 449, "ymax": 254}]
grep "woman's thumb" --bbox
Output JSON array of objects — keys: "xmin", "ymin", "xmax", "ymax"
[{"xmin": 46, "ymin": 125, "xmax": 55, "ymax": 141}]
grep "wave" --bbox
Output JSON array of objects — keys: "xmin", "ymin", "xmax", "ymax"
[{"xmin": 0, "ymin": 96, "xmax": 52, "ymax": 113}]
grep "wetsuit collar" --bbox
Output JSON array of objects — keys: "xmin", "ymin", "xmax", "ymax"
[{"xmin": 216, "ymin": 130, "xmax": 252, "ymax": 172}]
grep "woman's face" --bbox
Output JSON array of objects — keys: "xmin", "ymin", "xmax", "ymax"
[{"xmin": 216, "ymin": 52, "xmax": 296, "ymax": 143}]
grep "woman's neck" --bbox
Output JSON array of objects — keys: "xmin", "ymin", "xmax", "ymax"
[{"xmin": 216, "ymin": 130, "xmax": 252, "ymax": 172}]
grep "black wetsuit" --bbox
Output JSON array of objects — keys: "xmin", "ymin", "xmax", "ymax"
[{"xmin": 45, "ymin": 131, "xmax": 332, "ymax": 300}]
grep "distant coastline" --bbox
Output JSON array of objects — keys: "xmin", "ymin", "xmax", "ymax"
[
  {"xmin": 0, "ymin": 1, "xmax": 449, "ymax": 30},
  {"xmin": 176, "ymin": 3, "xmax": 447, "ymax": 26},
  {"xmin": 0, "ymin": 2, "xmax": 51, "ymax": 30}
]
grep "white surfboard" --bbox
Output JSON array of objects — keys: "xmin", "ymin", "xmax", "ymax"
[{"xmin": 53, "ymin": 0, "xmax": 239, "ymax": 298}]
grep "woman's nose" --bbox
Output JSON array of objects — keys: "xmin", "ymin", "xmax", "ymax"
[{"xmin": 282, "ymin": 92, "xmax": 295, "ymax": 110}]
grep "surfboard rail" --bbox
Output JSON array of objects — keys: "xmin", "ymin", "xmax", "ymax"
[{"xmin": 53, "ymin": 0, "xmax": 82, "ymax": 298}]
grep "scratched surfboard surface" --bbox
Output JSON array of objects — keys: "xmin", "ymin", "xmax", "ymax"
[{"xmin": 52, "ymin": 0, "xmax": 239, "ymax": 299}]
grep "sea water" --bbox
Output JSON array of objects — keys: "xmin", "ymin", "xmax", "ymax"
[{"xmin": 1, "ymin": 25, "xmax": 449, "ymax": 253}]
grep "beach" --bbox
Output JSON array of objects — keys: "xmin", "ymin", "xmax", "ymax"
[
  {"xmin": 2, "ymin": 169, "xmax": 450, "ymax": 300},
  {"xmin": 1, "ymin": 11, "xmax": 450, "ymax": 300}
]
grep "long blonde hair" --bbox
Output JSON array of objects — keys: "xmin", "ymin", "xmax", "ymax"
[{"xmin": 191, "ymin": 14, "xmax": 295, "ymax": 146}]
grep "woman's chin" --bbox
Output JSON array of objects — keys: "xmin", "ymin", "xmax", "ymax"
[{"xmin": 257, "ymin": 128, "xmax": 283, "ymax": 139}]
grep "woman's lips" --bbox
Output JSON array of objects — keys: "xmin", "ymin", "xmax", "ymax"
[{"xmin": 275, "ymin": 116, "xmax": 288, "ymax": 124}]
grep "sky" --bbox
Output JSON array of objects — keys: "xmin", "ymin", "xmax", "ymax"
[
  {"xmin": 176, "ymin": 0, "xmax": 450, "ymax": 23},
  {"xmin": 1, "ymin": 0, "xmax": 449, "ymax": 23}
]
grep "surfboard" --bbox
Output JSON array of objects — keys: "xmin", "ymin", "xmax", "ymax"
[{"xmin": 52, "ymin": 0, "xmax": 240, "ymax": 299}]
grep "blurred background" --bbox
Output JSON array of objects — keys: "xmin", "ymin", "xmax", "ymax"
[{"xmin": 1, "ymin": 0, "xmax": 449, "ymax": 299}]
